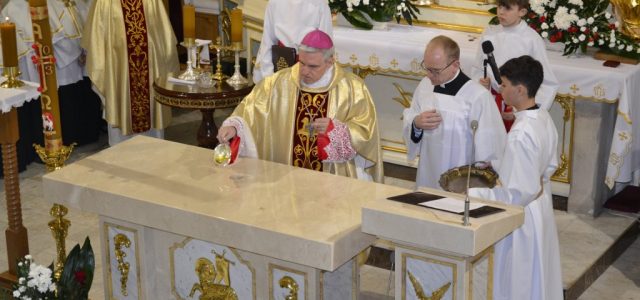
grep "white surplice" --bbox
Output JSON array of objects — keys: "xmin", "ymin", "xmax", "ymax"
[
  {"xmin": 471, "ymin": 21, "xmax": 559, "ymax": 110},
  {"xmin": 403, "ymin": 73, "xmax": 507, "ymax": 189},
  {"xmin": 0, "ymin": 0, "xmax": 87, "ymax": 85},
  {"xmin": 251, "ymin": 0, "xmax": 332, "ymax": 83},
  {"xmin": 469, "ymin": 108, "xmax": 563, "ymax": 300}
]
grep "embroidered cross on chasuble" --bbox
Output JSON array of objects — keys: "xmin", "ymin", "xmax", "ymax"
[{"xmin": 291, "ymin": 90, "xmax": 329, "ymax": 171}]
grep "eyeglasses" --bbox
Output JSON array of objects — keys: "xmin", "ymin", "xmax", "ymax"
[{"xmin": 421, "ymin": 59, "xmax": 457, "ymax": 76}]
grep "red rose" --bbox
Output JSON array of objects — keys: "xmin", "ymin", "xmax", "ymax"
[
  {"xmin": 550, "ymin": 35, "xmax": 558, "ymax": 43},
  {"xmin": 583, "ymin": 28, "xmax": 590, "ymax": 34},
  {"xmin": 74, "ymin": 270, "xmax": 87, "ymax": 285},
  {"xmin": 539, "ymin": 16, "xmax": 546, "ymax": 22},
  {"xmin": 609, "ymin": 23, "xmax": 616, "ymax": 29},
  {"xmin": 568, "ymin": 26, "xmax": 578, "ymax": 33}
]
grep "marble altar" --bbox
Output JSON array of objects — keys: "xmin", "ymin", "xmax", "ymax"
[{"xmin": 42, "ymin": 136, "xmax": 414, "ymax": 299}]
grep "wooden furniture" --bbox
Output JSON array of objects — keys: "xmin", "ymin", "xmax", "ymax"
[{"xmin": 153, "ymin": 74, "xmax": 253, "ymax": 149}]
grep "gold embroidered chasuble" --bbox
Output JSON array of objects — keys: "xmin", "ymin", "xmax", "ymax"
[
  {"xmin": 81, "ymin": 0, "xmax": 179, "ymax": 134},
  {"xmin": 291, "ymin": 90, "xmax": 328, "ymax": 171},
  {"xmin": 230, "ymin": 63, "xmax": 383, "ymax": 182}
]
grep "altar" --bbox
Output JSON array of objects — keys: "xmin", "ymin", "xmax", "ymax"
[{"xmin": 41, "ymin": 136, "xmax": 410, "ymax": 299}]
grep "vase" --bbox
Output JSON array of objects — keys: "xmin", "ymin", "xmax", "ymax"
[{"xmin": 544, "ymin": 39, "xmax": 565, "ymax": 52}]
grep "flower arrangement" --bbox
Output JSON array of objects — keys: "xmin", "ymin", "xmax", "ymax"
[
  {"xmin": 329, "ymin": 0, "xmax": 420, "ymax": 30},
  {"xmin": 13, "ymin": 237, "xmax": 95, "ymax": 300},
  {"xmin": 489, "ymin": 0, "xmax": 640, "ymax": 58}
]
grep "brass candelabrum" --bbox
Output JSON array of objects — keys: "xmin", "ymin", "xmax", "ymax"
[
  {"xmin": 0, "ymin": 66, "xmax": 25, "ymax": 88},
  {"xmin": 178, "ymin": 38, "xmax": 201, "ymax": 81},
  {"xmin": 209, "ymin": 37, "xmax": 230, "ymax": 82}
]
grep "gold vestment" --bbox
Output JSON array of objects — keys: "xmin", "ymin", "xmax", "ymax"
[
  {"xmin": 81, "ymin": 0, "xmax": 179, "ymax": 135},
  {"xmin": 231, "ymin": 63, "xmax": 383, "ymax": 182}
]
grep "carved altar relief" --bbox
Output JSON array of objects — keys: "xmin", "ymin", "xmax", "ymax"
[
  {"xmin": 269, "ymin": 264, "xmax": 307, "ymax": 300},
  {"xmin": 105, "ymin": 222, "xmax": 141, "ymax": 300},
  {"xmin": 171, "ymin": 238, "xmax": 255, "ymax": 300}
]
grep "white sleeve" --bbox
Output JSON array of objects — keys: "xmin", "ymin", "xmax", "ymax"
[
  {"xmin": 402, "ymin": 80, "xmax": 426, "ymax": 160},
  {"xmin": 469, "ymin": 130, "xmax": 541, "ymax": 207},
  {"xmin": 252, "ymin": 2, "xmax": 278, "ymax": 83},
  {"xmin": 469, "ymin": 89, "xmax": 507, "ymax": 164}
]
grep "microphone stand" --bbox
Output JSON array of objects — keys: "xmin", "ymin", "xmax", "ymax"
[{"xmin": 463, "ymin": 120, "xmax": 479, "ymax": 226}]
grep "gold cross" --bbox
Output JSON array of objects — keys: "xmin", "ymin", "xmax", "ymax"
[
  {"xmin": 570, "ymin": 84, "xmax": 580, "ymax": 94},
  {"xmin": 390, "ymin": 59, "xmax": 399, "ymax": 69},
  {"xmin": 350, "ymin": 54, "xmax": 358, "ymax": 64}
]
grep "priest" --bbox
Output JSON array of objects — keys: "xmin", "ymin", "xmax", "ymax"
[
  {"xmin": 82, "ymin": 0, "xmax": 179, "ymax": 146},
  {"xmin": 403, "ymin": 35, "xmax": 506, "ymax": 189},
  {"xmin": 469, "ymin": 56, "xmax": 563, "ymax": 300},
  {"xmin": 218, "ymin": 29, "xmax": 383, "ymax": 182},
  {"xmin": 252, "ymin": 0, "xmax": 333, "ymax": 83}
]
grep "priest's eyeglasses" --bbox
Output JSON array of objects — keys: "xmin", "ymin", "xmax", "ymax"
[{"xmin": 421, "ymin": 59, "xmax": 456, "ymax": 76}]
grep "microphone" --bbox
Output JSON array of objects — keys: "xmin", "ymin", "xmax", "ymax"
[
  {"xmin": 463, "ymin": 120, "xmax": 479, "ymax": 226},
  {"xmin": 481, "ymin": 41, "xmax": 502, "ymax": 85}
]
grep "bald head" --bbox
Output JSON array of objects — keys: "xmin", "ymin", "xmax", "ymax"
[{"xmin": 422, "ymin": 35, "xmax": 461, "ymax": 85}]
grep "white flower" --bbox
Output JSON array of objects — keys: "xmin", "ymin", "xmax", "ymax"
[
  {"xmin": 19, "ymin": 277, "xmax": 25, "ymax": 284},
  {"xmin": 609, "ymin": 43, "xmax": 615, "ymax": 48},
  {"xmin": 637, "ymin": 48, "xmax": 640, "ymax": 53},
  {"xmin": 554, "ymin": 7, "xmax": 579, "ymax": 30},
  {"xmin": 380, "ymin": 1, "xmax": 384, "ymax": 6},
  {"xmin": 568, "ymin": 0, "xmax": 583, "ymax": 6},
  {"xmin": 549, "ymin": 0, "xmax": 557, "ymax": 8},
  {"xmin": 579, "ymin": 34, "xmax": 586, "ymax": 41},
  {"xmin": 580, "ymin": 26, "xmax": 586, "ymax": 32},
  {"xmin": 618, "ymin": 44, "xmax": 625, "ymax": 50},
  {"xmin": 396, "ymin": 4, "xmax": 402, "ymax": 10},
  {"xmin": 615, "ymin": 21, "xmax": 620, "ymax": 28},
  {"xmin": 593, "ymin": 27, "xmax": 598, "ymax": 33},
  {"xmin": 363, "ymin": 0, "xmax": 369, "ymax": 4},
  {"xmin": 572, "ymin": 38, "xmax": 579, "ymax": 43},
  {"xmin": 570, "ymin": 8, "xmax": 577, "ymax": 14},
  {"xmin": 373, "ymin": 7, "xmax": 376, "ymax": 11},
  {"xmin": 13, "ymin": 291, "xmax": 20, "ymax": 298},
  {"xmin": 541, "ymin": 22, "xmax": 549, "ymax": 29},
  {"xmin": 605, "ymin": 12, "xmax": 611, "ymax": 19},
  {"xmin": 627, "ymin": 45, "xmax": 633, "ymax": 51},
  {"xmin": 25, "ymin": 255, "xmax": 32, "ymax": 260},
  {"xmin": 598, "ymin": 39, "xmax": 605, "ymax": 45},
  {"xmin": 19, "ymin": 286, "xmax": 26, "ymax": 292},
  {"xmin": 49, "ymin": 282, "xmax": 56, "ymax": 292},
  {"xmin": 347, "ymin": 7, "xmax": 353, "ymax": 11},
  {"xmin": 577, "ymin": 19, "xmax": 586, "ymax": 27},
  {"xmin": 18, "ymin": 262, "xmax": 23, "ymax": 267},
  {"xmin": 542, "ymin": 31, "xmax": 549, "ymax": 37},
  {"xmin": 588, "ymin": 41, "xmax": 594, "ymax": 46},
  {"xmin": 587, "ymin": 17, "xmax": 594, "ymax": 24}
]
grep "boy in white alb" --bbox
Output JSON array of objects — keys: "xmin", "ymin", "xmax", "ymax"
[
  {"xmin": 469, "ymin": 56, "xmax": 563, "ymax": 300},
  {"xmin": 471, "ymin": 0, "xmax": 558, "ymax": 131}
]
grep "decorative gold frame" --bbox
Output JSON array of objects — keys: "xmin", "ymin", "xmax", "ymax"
[
  {"xmin": 551, "ymin": 94, "xmax": 576, "ymax": 183},
  {"xmin": 169, "ymin": 237, "xmax": 257, "ymax": 300},
  {"xmin": 401, "ymin": 252, "xmax": 458, "ymax": 299},
  {"xmin": 268, "ymin": 263, "xmax": 308, "ymax": 300},
  {"xmin": 103, "ymin": 222, "xmax": 142, "ymax": 300}
]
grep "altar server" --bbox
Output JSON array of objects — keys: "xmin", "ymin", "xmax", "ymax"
[
  {"xmin": 252, "ymin": 0, "xmax": 333, "ymax": 83},
  {"xmin": 469, "ymin": 55, "xmax": 563, "ymax": 300},
  {"xmin": 403, "ymin": 35, "xmax": 506, "ymax": 189},
  {"xmin": 471, "ymin": 0, "xmax": 558, "ymax": 130},
  {"xmin": 218, "ymin": 30, "xmax": 383, "ymax": 182}
]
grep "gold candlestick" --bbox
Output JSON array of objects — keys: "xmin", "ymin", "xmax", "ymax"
[{"xmin": 210, "ymin": 37, "xmax": 229, "ymax": 82}]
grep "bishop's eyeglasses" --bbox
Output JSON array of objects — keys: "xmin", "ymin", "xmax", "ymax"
[{"xmin": 421, "ymin": 59, "xmax": 457, "ymax": 76}]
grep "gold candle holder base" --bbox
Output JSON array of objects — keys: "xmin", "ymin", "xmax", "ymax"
[
  {"xmin": 0, "ymin": 67, "xmax": 25, "ymax": 88},
  {"xmin": 33, "ymin": 143, "xmax": 76, "ymax": 172}
]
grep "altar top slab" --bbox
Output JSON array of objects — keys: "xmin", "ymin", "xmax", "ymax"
[{"xmin": 43, "ymin": 136, "xmax": 410, "ymax": 271}]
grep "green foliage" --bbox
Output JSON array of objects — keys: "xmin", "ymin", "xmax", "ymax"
[{"xmin": 57, "ymin": 237, "xmax": 95, "ymax": 300}]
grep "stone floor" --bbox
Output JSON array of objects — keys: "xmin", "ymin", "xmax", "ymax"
[{"xmin": 1, "ymin": 109, "xmax": 639, "ymax": 299}]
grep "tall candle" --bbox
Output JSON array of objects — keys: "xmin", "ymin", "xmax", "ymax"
[
  {"xmin": 183, "ymin": 4, "xmax": 196, "ymax": 40},
  {"xmin": 230, "ymin": 8, "xmax": 243, "ymax": 43},
  {"xmin": 0, "ymin": 18, "xmax": 18, "ymax": 67}
]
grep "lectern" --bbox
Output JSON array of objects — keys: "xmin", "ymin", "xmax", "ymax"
[{"xmin": 362, "ymin": 191, "xmax": 524, "ymax": 299}]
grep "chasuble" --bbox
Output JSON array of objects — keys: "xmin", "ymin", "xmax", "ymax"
[
  {"xmin": 224, "ymin": 63, "xmax": 383, "ymax": 183},
  {"xmin": 81, "ymin": 0, "xmax": 179, "ymax": 135},
  {"xmin": 469, "ymin": 108, "xmax": 563, "ymax": 300}
]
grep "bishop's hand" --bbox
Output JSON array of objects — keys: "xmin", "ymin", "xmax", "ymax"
[
  {"xmin": 217, "ymin": 126, "xmax": 237, "ymax": 144},
  {"xmin": 413, "ymin": 109, "xmax": 442, "ymax": 130}
]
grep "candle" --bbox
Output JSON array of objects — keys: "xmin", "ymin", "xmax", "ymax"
[
  {"xmin": 182, "ymin": 4, "xmax": 196, "ymax": 40},
  {"xmin": 0, "ymin": 18, "xmax": 18, "ymax": 67},
  {"xmin": 230, "ymin": 8, "xmax": 243, "ymax": 43}
]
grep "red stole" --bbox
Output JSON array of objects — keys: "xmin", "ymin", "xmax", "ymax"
[
  {"xmin": 291, "ymin": 90, "xmax": 329, "ymax": 171},
  {"xmin": 120, "ymin": 0, "xmax": 151, "ymax": 133}
]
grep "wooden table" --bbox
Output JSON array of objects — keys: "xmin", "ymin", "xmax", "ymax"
[{"xmin": 153, "ymin": 74, "xmax": 253, "ymax": 148}]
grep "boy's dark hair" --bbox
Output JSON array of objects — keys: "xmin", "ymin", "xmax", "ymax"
[
  {"xmin": 497, "ymin": 0, "xmax": 529, "ymax": 9},
  {"xmin": 499, "ymin": 55, "xmax": 543, "ymax": 98}
]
